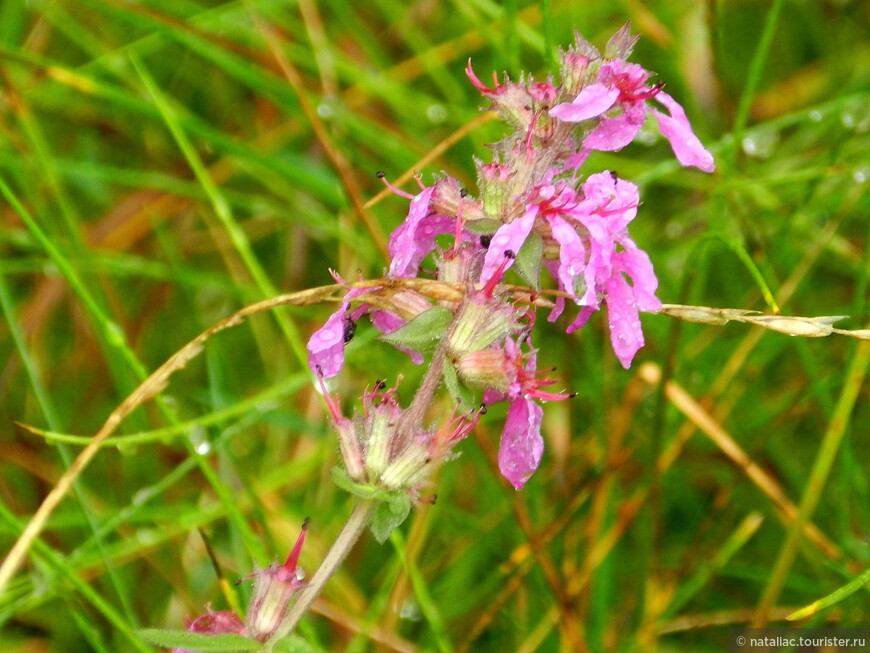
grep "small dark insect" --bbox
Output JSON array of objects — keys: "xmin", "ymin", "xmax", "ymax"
[
  {"xmin": 459, "ymin": 187, "xmax": 469, "ymax": 198},
  {"xmin": 480, "ymin": 234, "xmax": 491, "ymax": 248},
  {"xmin": 343, "ymin": 316, "xmax": 357, "ymax": 344},
  {"xmin": 503, "ymin": 249, "xmax": 516, "ymax": 259}
]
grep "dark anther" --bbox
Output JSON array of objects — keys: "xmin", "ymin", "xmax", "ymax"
[
  {"xmin": 375, "ymin": 379, "xmax": 386, "ymax": 390},
  {"xmin": 568, "ymin": 392, "xmax": 578, "ymax": 398},
  {"xmin": 504, "ymin": 249, "xmax": 516, "ymax": 259},
  {"xmin": 301, "ymin": 517, "xmax": 310, "ymax": 530},
  {"xmin": 479, "ymin": 404, "xmax": 488, "ymax": 415},
  {"xmin": 459, "ymin": 187, "xmax": 468, "ymax": 198},
  {"xmin": 609, "ymin": 170, "xmax": 618, "ymax": 181},
  {"xmin": 376, "ymin": 170, "xmax": 386, "ymax": 178},
  {"xmin": 342, "ymin": 316, "xmax": 357, "ymax": 344},
  {"xmin": 480, "ymin": 234, "xmax": 491, "ymax": 248},
  {"xmin": 315, "ymin": 364, "xmax": 323, "ymax": 376}
]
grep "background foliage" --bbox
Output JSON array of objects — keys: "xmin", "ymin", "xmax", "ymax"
[{"xmin": 0, "ymin": 1, "xmax": 868, "ymax": 651}]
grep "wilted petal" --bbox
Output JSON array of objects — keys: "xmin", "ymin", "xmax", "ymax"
[
  {"xmin": 652, "ymin": 91, "xmax": 715, "ymax": 172},
  {"xmin": 479, "ymin": 206, "xmax": 538, "ymax": 284},
  {"xmin": 173, "ymin": 608, "xmax": 246, "ymax": 652},
  {"xmin": 498, "ymin": 397, "xmax": 544, "ymax": 489},
  {"xmin": 549, "ymin": 83, "xmax": 619, "ymax": 122}
]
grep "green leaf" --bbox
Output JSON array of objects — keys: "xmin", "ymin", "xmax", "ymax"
[
  {"xmin": 513, "ymin": 230, "xmax": 542, "ymax": 289},
  {"xmin": 135, "ymin": 629, "xmax": 264, "ymax": 651},
  {"xmin": 272, "ymin": 634, "xmax": 320, "ymax": 653},
  {"xmin": 369, "ymin": 492, "xmax": 412, "ymax": 544},
  {"xmin": 379, "ymin": 306, "xmax": 453, "ymax": 353}
]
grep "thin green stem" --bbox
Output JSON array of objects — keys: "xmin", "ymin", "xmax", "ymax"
[{"xmin": 752, "ymin": 340, "xmax": 870, "ymax": 625}]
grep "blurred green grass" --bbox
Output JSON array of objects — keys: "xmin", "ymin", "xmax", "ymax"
[{"xmin": 0, "ymin": 1, "xmax": 868, "ymax": 651}]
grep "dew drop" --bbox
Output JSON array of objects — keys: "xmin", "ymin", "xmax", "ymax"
[
  {"xmin": 809, "ymin": 110, "xmax": 823, "ymax": 122},
  {"xmin": 426, "ymin": 103, "xmax": 447, "ymax": 123},
  {"xmin": 741, "ymin": 131, "xmax": 779, "ymax": 159}
]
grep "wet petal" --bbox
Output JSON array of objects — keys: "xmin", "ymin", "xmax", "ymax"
[
  {"xmin": 548, "ymin": 215, "xmax": 588, "ymax": 301},
  {"xmin": 307, "ymin": 306, "xmax": 350, "ymax": 378},
  {"xmin": 652, "ymin": 91, "xmax": 715, "ymax": 172},
  {"xmin": 498, "ymin": 397, "xmax": 544, "ymax": 489},
  {"xmin": 604, "ymin": 272, "xmax": 644, "ymax": 369},
  {"xmin": 479, "ymin": 206, "xmax": 538, "ymax": 284}
]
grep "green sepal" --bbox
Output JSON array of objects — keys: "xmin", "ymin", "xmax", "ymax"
[
  {"xmin": 135, "ymin": 629, "xmax": 264, "ymax": 651},
  {"xmin": 513, "ymin": 230, "xmax": 542, "ymax": 289},
  {"xmin": 442, "ymin": 358, "xmax": 475, "ymax": 413},
  {"xmin": 463, "ymin": 217, "xmax": 502, "ymax": 234},
  {"xmin": 379, "ymin": 306, "xmax": 453, "ymax": 353},
  {"xmin": 330, "ymin": 467, "xmax": 393, "ymax": 502},
  {"xmin": 369, "ymin": 491, "xmax": 413, "ymax": 544}
]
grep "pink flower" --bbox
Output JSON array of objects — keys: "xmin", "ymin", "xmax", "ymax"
[
  {"xmin": 498, "ymin": 397, "xmax": 544, "ymax": 490},
  {"xmin": 306, "ymin": 271, "xmax": 372, "ymax": 379},
  {"xmin": 172, "ymin": 608, "xmax": 245, "ymax": 652},
  {"xmin": 388, "ymin": 185, "xmax": 456, "ymax": 279},
  {"xmin": 547, "ymin": 172, "xmax": 661, "ymax": 367},
  {"xmin": 479, "ymin": 338, "xmax": 573, "ymax": 489},
  {"xmin": 550, "ymin": 60, "xmax": 714, "ymax": 172}
]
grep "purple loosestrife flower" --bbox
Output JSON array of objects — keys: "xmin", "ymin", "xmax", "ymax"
[
  {"xmin": 471, "ymin": 337, "xmax": 573, "ymax": 489},
  {"xmin": 306, "ymin": 270, "xmax": 371, "ymax": 379},
  {"xmin": 549, "ymin": 59, "xmax": 715, "ymax": 172}
]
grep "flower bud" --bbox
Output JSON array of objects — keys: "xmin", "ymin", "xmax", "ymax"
[{"xmin": 245, "ymin": 520, "xmax": 309, "ymax": 642}]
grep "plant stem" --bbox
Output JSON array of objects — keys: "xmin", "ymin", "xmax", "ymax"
[{"xmin": 272, "ymin": 498, "xmax": 378, "ymax": 644}]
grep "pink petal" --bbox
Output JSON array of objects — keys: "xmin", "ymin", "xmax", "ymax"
[
  {"xmin": 582, "ymin": 106, "xmax": 645, "ymax": 152},
  {"xmin": 548, "ymin": 215, "xmax": 588, "ymax": 301},
  {"xmin": 389, "ymin": 186, "xmax": 454, "ymax": 278},
  {"xmin": 498, "ymin": 397, "xmax": 544, "ymax": 489},
  {"xmin": 479, "ymin": 206, "xmax": 538, "ymax": 285},
  {"xmin": 549, "ymin": 83, "xmax": 619, "ymax": 122},
  {"xmin": 614, "ymin": 241, "xmax": 661, "ymax": 313},
  {"xmin": 306, "ymin": 306, "xmax": 351, "ymax": 378},
  {"xmin": 604, "ymin": 272, "xmax": 644, "ymax": 369},
  {"xmin": 652, "ymin": 91, "xmax": 715, "ymax": 172}
]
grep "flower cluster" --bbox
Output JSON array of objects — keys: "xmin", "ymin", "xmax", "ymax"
[{"xmin": 307, "ymin": 25, "xmax": 714, "ymax": 491}]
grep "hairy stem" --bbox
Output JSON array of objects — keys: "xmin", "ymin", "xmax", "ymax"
[{"xmin": 272, "ymin": 498, "xmax": 378, "ymax": 643}]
